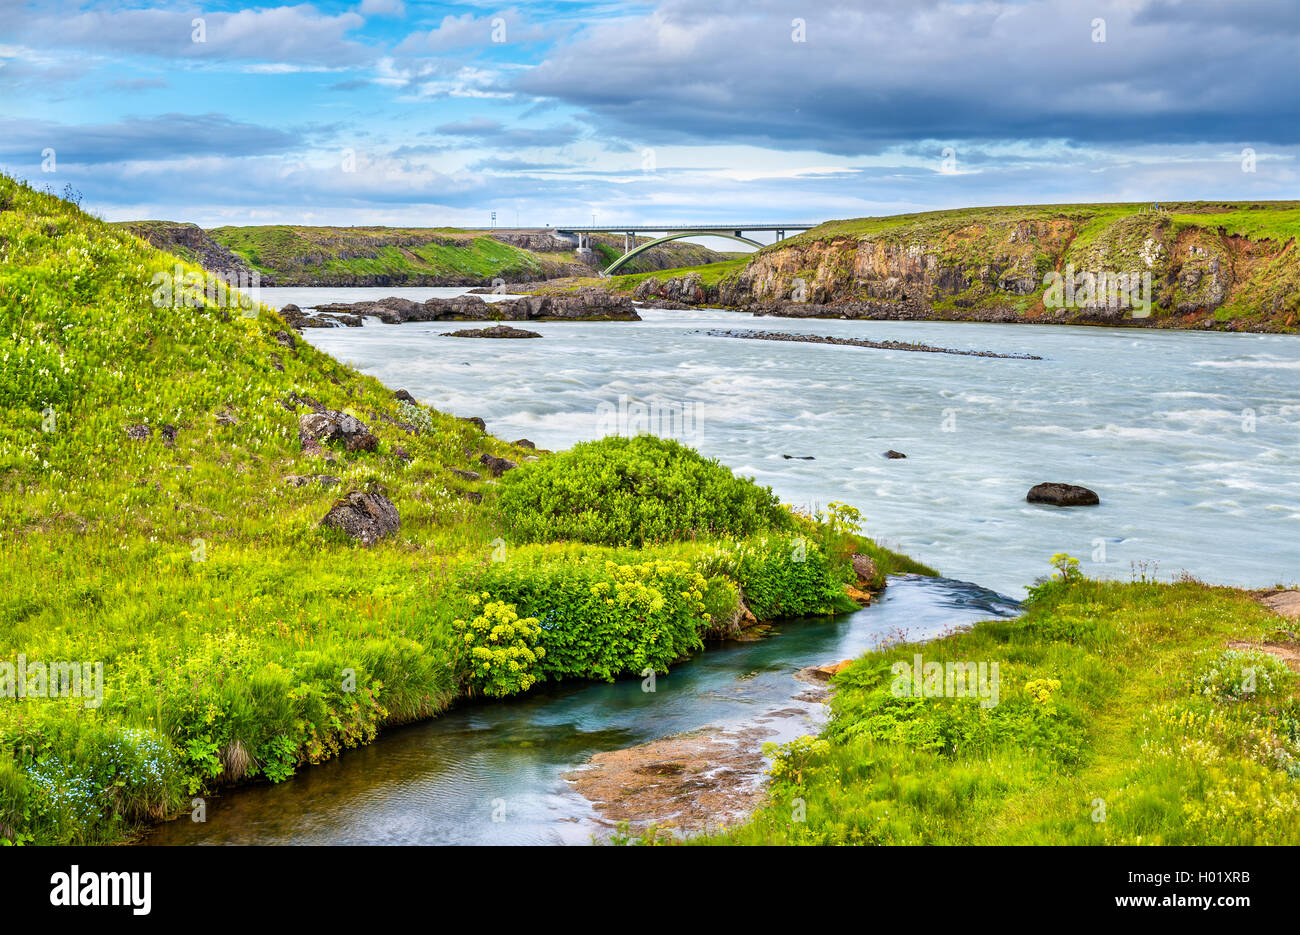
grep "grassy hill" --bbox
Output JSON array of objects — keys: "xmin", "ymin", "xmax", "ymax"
[
  {"xmin": 0, "ymin": 174, "xmax": 914, "ymax": 844},
  {"xmin": 116, "ymin": 221, "xmax": 737, "ymax": 287}
]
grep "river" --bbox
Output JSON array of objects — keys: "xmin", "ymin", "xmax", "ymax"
[
  {"xmin": 142, "ymin": 287, "xmax": 1299, "ymax": 844},
  {"xmin": 284, "ymin": 288, "xmax": 1299, "ymax": 598}
]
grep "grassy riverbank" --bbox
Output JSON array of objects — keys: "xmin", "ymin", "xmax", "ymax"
[
  {"xmin": 691, "ymin": 562, "xmax": 1300, "ymax": 845},
  {"xmin": 0, "ymin": 174, "xmax": 927, "ymax": 845}
]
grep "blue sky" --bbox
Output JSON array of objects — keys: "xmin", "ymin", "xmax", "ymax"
[{"xmin": 1, "ymin": 0, "xmax": 1295, "ymax": 228}]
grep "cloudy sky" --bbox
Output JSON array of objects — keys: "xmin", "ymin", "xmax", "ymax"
[{"xmin": 1, "ymin": 0, "xmax": 1295, "ymax": 228}]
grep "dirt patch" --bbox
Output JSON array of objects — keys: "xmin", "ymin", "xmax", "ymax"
[
  {"xmin": 565, "ymin": 725, "xmax": 778, "ymax": 837},
  {"xmin": 1254, "ymin": 589, "xmax": 1300, "ymax": 620}
]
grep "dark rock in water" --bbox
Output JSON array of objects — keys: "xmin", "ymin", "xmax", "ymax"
[
  {"xmin": 461, "ymin": 416, "xmax": 487, "ymax": 433},
  {"xmin": 782, "ymin": 454, "xmax": 815, "ymax": 460},
  {"xmin": 125, "ymin": 423, "xmax": 151, "ymax": 440},
  {"xmin": 310, "ymin": 287, "xmax": 640, "ymax": 325},
  {"xmin": 320, "ymin": 490, "xmax": 400, "ymax": 546},
  {"xmin": 512, "ymin": 438, "xmax": 536, "ymax": 450},
  {"xmin": 1027, "ymin": 483, "xmax": 1100, "ymax": 506},
  {"xmin": 479, "ymin": 453, "xmax": 517, "ymax": 477},
  {"xmin": 442, "ymin": 324, "xmax": 542, "ymax": 339},
  {"xmin": 394, "ymin": 389, "xmax": 416, "ymax": 403},
  {"xmin": 883, "ymin": 449, "xmax": 907, "ymax": 459},
  {"xmin": 298, "ymin": 411, "xmax": 378, "ymax": 453}
]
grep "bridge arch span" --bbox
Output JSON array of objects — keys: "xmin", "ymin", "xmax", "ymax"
[{"xmin": 602, "ymin": 230, "xmax": 763, "ymax": 276}]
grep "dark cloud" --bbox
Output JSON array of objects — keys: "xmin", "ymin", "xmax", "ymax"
[
  {"xmin": 434, "ymin": 118, "xmax": 583, "ymax": 148},
  {"xmin": 515, "ymin": 0, "xmax": 1300, "ymax": 154},
  {"xmin": 0, "ymin": 114, "xmax": 300, "ymax": 165}
]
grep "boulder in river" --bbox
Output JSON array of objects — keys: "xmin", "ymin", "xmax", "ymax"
[
  {"xmin": 319, "ymin": 490, "xmax": 400, "ymax": 546},
  {"xmin": 1026, "ymin": 483, "xmax": 1100, "ymax": 506},
  {"xmin": 883, "ymin": 449, "xmax": 907, "ymax": 459}
]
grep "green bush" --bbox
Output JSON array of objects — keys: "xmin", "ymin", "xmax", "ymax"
[
  {"xmin": 497, "ymin": 435, "xmax": 790, "ymax": 547},
  {"xmin": 695, "ymin": 535, "xmax": 850, "ymax": 619},
  {"xmin": 472, "ymin": 558, "xmax": 710, "ymax": 681}
]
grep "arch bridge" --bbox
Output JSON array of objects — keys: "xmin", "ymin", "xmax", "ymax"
[{"xmin": 547, "ymin": 224, "xmax": 816, "ymax": 276}]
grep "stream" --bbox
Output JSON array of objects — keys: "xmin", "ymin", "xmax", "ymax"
[{"xmin": 144, "ymin": 575, "xmax": 1019, "ymax": 845}]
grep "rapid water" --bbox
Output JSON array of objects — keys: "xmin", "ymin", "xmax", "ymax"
[
  {"xmin": 145, "ymin": 287, "xmax": 1298, "ymax": 845},
  {"xmin": 278, "ymin": 288, "xmax": 1300, "ymax": 598},
  {"xmin": 144, "ymin": 575, "xmax": 1020, "ymax": 845}
]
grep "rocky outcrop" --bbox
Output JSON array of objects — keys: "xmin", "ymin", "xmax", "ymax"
[
  {"xmin": 1026, "ymin": 483, "xmax": 1100, "ymax": 506},
  {"xmin": 442, "ymin": 324, "xmax": 542, "ymax": 338},
  {"xmin": 311, "ymin": 288, "xmax": 639, "ymax": 325},
  {"xmin": 319, "ymin": 491, "xmax": 400, "ymax": 545},
  {"xmin": 479, "ymin": 453, "xmax": 517, "ymax": 477},
  {"xmin": 117, "ymin": 221, "xmax": 256, "ymax": 283},
  {"xmin": 298, "ymin": 411, "xmax": 378, "ymax": 453},
  {"xmin": 596, "ymin": 206, "xmax": 1300, "ymax": 332},
  {"xmin": 704, "ymin": 328, "xmax": 1042, "ymax": 359}
]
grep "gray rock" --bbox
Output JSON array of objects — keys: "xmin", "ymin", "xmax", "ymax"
[
  {"xmin": 320, "ymin": 490, "xmax": 400, "ymax": 546},
  {"xmin": 851, "ymin": 553, "xmax": 879, "ymax": 583},
  {"xmin": 298, "ymin": 410, "xmax": 378, "ymax": 453},
  {"xmin": 442, "ymin": 324, "xmax": 542, "ymax": 339},
  {"xmin": 479, "ymin": 453, "xmax": 517, "ymax": 477},
  {"xmin": 125, "ymin": 423, "xmax": 151, "ymax": 440}
]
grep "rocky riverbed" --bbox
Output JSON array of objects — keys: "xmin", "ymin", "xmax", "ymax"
[
  {"xmin": 700, "ymin": 328, "xmax": 1043, "ymax": 359},
  {"xmin": 278, "ymin": 287, "xmax": 640, "ymax": 329}
]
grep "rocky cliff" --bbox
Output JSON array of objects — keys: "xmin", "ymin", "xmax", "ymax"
[{"xmin": 628, "ymin": 202, "xmax": 1300, "ymax": 332}]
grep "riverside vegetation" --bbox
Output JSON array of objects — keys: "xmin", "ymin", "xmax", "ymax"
[
  {"xmin": 0, "ymin": 174, "xmax": 923, "ymax": 845},
  {"xmin": 6, "ymin": 175, "xmax": 1296, "ymax": 846},
  {"xmin": 679, "ymin": 557, "xmax": 1300, "ymax": 846}
]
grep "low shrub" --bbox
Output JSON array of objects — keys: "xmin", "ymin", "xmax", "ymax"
[{"xmin": 497, "ymin": 434, "xmax": 790, "ymax": 547}]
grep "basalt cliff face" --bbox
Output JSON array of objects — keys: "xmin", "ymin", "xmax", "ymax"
[{"xmin": 627, "ymin": 203, "xmax": 1300, "ymax": 331}]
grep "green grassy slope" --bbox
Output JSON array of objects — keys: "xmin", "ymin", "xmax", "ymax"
[{"xmin": 1, "ymin": 176, "xmax": 911, "ymax": 844}]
